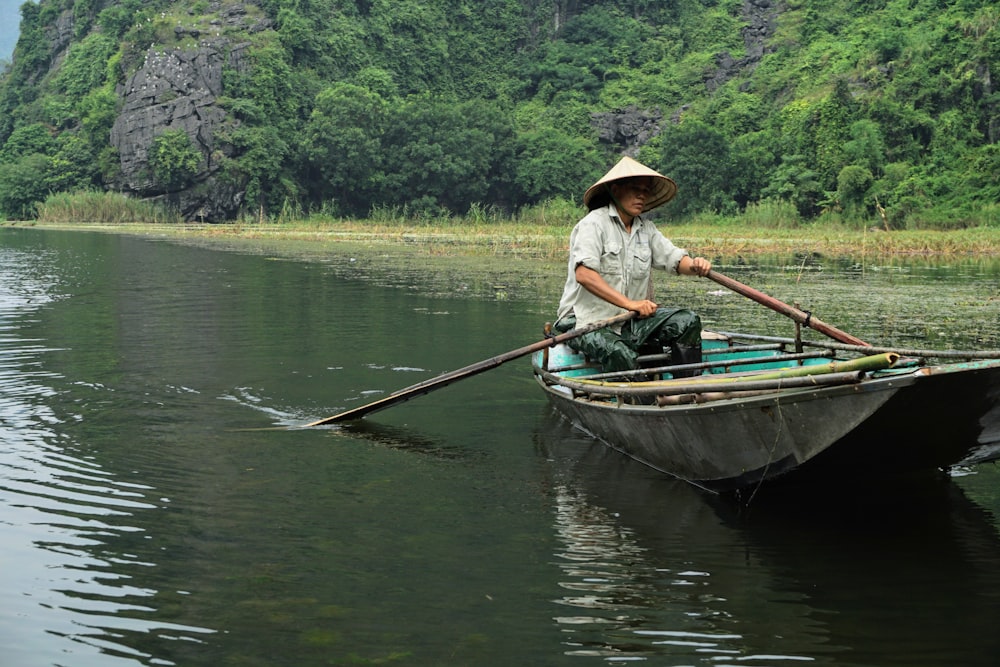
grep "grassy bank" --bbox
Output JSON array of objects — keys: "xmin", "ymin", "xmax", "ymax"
[
  {"xmin": 15, "ymin": 218, "xmax": 1000, "ymax": 262},
  {"xmin": 20, "ymin": 190, "xmax": 998, "ymax": 259},
  {"xmin": 7, "ymin": 217, "xmax": 997, "ymax": 312}
]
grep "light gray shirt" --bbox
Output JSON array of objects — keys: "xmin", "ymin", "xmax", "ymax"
[{"xmin": 556, "ymin": 204, "xmax": 688, "ymax": 328}]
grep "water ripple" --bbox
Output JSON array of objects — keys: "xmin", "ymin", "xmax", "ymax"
[{"xmin": 0, "ymin": 245, "xmax": 214, "ymax": 666}]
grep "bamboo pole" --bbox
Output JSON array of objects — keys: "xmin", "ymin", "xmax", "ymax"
[
  {"xmin": 571, "ymin": 350, "xmax": 835, "ymax": 382},
  {"xmin": 539, "ymin": 369, "xmax": 867, "ymax": 398},
  {"xmin": 541, "ymin": 353, "xmax": 900, "ymax": 395},
  {"xmin": 716, "ymin": 331, "xmax": 1000, "ymax": 360}
]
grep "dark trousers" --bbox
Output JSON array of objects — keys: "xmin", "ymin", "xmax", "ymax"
[{"xmin": 563, "ymin": 308, "xmax": 702, "ymax": 373}]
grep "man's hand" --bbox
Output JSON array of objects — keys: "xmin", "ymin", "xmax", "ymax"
[
  {"xmin": 680, "ymin": 255, "xmax": 712, "ymax": 277},
  {"xmin": 625, "ymin": 298, "xmax": 659, "ymax": 318}
]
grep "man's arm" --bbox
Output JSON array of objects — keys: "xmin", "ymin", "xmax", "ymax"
[{"xmin": 575, "ymin": 264, "xmax": 658, "ymax": 317}]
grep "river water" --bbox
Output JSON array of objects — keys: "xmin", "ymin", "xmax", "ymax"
[{"xmin": 1, "ymin": 227, "xmax": 999, "ymax": 666}]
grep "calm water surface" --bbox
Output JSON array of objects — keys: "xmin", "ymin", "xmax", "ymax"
[{"xmin": 1, "ymin": 227, "xmax": 999, "ymax": 666}]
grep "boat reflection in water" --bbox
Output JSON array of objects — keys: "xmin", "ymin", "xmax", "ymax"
[{"xmin": 535, "ymin": 414, "xmax": 1000, "ymax": 666}]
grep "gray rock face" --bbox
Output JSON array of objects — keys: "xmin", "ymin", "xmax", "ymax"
[
  {"xmin": 110, "ymin": 39, "xmax": 246, "ymax": 220},
  {"xmin": 47, "ymin": 11, "xmax": 76, "ymax": 64},
  {"xmin": 107, "ymin": 2, "xmax": 272, "ymax": 221},
  {"xmin": 592, "ymin": 1, "xmax": 783, "ymax": 153},
  {"xmin": 591, "ymin": 107, "xmax": 664, "ymax": 156},
  {"xmin": 706, "ymin": 0, "xmax": 781, "ymax": 92}
]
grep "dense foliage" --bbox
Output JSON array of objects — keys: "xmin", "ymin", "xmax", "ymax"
[{"xmin": 1, "ymin": 0, "xmax": 999, "ymax": 228}]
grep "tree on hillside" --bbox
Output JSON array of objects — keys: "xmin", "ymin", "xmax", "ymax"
[
  {"xmin": 149, "ymin": 129, "xmax": 202, "ymax": 192},
  {"xmin": 300, "ymin": 83, "xmax": 389, "ymax": 216},
  {"xmin": 648, "ymin": 119, "xmax": 736, "ymax": 218},
  {"xmin": 513, "ymin": 127, "xmax": 604, "ymax": 204},
  {"xmin": 762, "ymin": 154, "xmax": 824, "ymax": 219},
  {"xmin": 379, "ymin": 96, "xmax": 516, "ymax": 216}
]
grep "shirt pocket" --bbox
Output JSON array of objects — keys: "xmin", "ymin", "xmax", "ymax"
[
  {"xmin": 599, "ymin": 240, "xmax": 624, "ymax": 276},
  {"xmin": 632, "ymin": 245, "xmax": 652, "ymax": 275}
]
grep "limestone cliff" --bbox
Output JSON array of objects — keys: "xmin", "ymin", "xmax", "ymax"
[
  {"xmin": 5, "ymin": 0, "xmax": 785, "ymax": 221},
  {"xmin": 108, "ymin": 2, "xmax": 271, "ymax": 220}
]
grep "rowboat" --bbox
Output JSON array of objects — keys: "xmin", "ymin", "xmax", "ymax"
[
  {"xmin": 307, "ymin": 270, "xmax": 999, "ymax": 496},
  {"xmin": 532, "ymin": 330, "xmax": 1000, "ymax": 493}
]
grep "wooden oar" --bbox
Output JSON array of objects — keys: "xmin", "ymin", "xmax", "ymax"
[
  {"xmin": 304, "ymin": 310, "xmax": 637, "ymax": 426},
  {"xmin": 706, "ymin": 270, "xmax": 870, "ymax": 347}
]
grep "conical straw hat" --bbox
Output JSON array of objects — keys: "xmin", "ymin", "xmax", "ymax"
[{"xmin": 583, "ymin": 156, "xmax": 677, "ymax": 212}]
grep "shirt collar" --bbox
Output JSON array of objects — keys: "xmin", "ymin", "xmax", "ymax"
[{"xmin": 607, "ymin": 203, "xmax": 643, "ymax": 231}]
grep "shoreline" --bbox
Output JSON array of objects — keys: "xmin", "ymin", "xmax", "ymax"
[
  {"xmin": 9, "ymin": 221, "xmax": 997, "ymax": 305},
  {"xmin": 11, "ymin": 220, "xmax": 999, "ymax": 262},
  {"xmin": 6, "ymin": 220, "xmax": 999, "ymax": 330}
]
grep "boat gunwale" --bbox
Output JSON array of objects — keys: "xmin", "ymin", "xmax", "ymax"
[{"xmin": 532, "ymin": 367, "xmax": 916, "ymax": 416}]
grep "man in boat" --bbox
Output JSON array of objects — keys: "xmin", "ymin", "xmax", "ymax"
[{"xmin": 554, "ymin": 156, "xmax": 712, "ymax": 376}]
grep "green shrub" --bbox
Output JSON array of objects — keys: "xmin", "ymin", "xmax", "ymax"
[{"xmin": 149, "ymin": 129, "xmax": 202, "ymax": 190}]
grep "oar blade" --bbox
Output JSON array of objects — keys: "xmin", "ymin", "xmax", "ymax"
[
  {"xmin": 304, "ymin": 310, "xmax": 636, "ymax": 426},
  {"xmin": 305, "ymin": 379, "xmax": 453, "ymax": 427}
]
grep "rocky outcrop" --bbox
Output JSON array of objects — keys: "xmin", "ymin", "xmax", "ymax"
[
  {"xmin": 706, "ymin": 0, "xmax": 782, "ymax": 92},
  {"xmin": 110, "ymin": 39, "xmax": 243, "ymax": 220},
  {"xmin": 976, "ymin": 60, "xmax": 998, "ymax": 144},
  {"xmin": 593, "ymin": 1, "xmax": 783, "ymax": 154},
  {"xmin": 108, "ymin": 2, "xmax": 272, "ymax": 221},
  {"xmin": 47, "ymin": 11, "xmax": 76, "ymax": 67},
  {"xmin": 591, "ymin": 107, "xmax": 664, "ymax": 156}
]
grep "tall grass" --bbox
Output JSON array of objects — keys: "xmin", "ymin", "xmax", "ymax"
[
  {"xmin": 36, "ymin": 191, "xmax": 183, "ymax": 224},
  {"xmin": 740, "ymin": 199, "xmax": 803, "ymax": 228},
  {"xmin": 970, "ymin": 202, "xmax": 999, "ymax": 229},
  {"xmin": 513, "ymin": 197, "xmax": 579, "ymax": 227},
  {"xmin": 32, "ymin": 190, "xmax": 997, "ymax": 258}
]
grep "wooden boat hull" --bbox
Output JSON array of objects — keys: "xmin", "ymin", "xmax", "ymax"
[{"xmin": 533, "ymin": 338, "xmax": 1000, "ymax": 492}]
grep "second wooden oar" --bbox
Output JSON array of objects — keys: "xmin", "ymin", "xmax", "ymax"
[
  {"xmin": 304, "ymin": 310, "xmax": 637, "ymax": 426},
  {"xmin": 706, "ymin": 270, "xmax": 870, "ymax": 347}
]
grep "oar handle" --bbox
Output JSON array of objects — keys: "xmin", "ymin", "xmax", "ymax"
[{"xmin": 706, "ymin": 270, "xmax": 870, "ymax": 347}]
